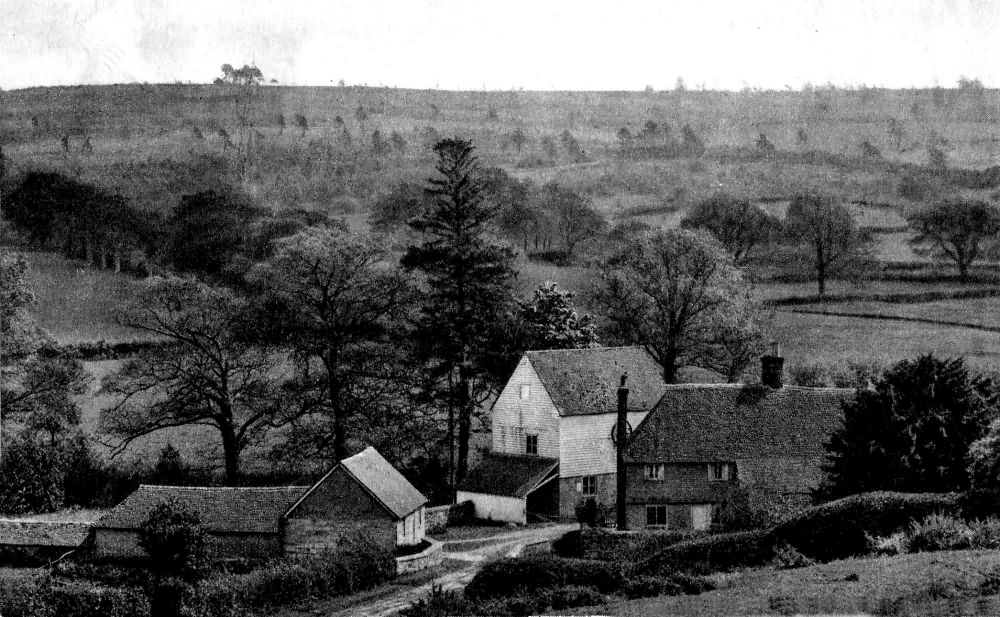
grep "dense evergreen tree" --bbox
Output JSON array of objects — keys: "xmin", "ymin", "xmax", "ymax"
[{"xmin": 401, "ymin": 138, "xmax": 518, "ymax": 489}]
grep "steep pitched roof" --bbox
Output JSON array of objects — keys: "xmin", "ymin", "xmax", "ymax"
[
  {"xmin": 526, "ymin": 346, "xmax": 666, "ymax": 416},
  {"xmin": 95, "ymin": 485, "xmax": 309, "ymax": 534},
  {"xmin": 289, "ymin": 447, "xmax": 427, "ymax": 520},
  {"xmin": 627, "ymin": 384, "xmax": 852, "ymax": 462},
  {"xmin": 458, "ymin": 453, "xmax": 559, "ymax": 498}
]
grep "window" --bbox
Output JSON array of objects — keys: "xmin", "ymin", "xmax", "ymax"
[
  {"xmin": 520, "ymin": 384, "xmax": 531, "ymax": 400},
  {"xmin": 709, "ymin": 463, "xmax": 735, "ymax": 481},
  {"xmin": 644, "ymin": 463, "xmax": 665, "ymax": 481},
  {"xmin": 691, "ymin": 505, "xmax": 712, "ymax": 531},
  {"xmin": 526, "ymin": 433, "xmax": 539, "ymax": 455},
  {"xmin": 580, "ymin": 475, "xmax": 598, "ymax": 496},
  {"xmin": 646, "ymin": 505, "xmax": 667, "ymax": 528}
]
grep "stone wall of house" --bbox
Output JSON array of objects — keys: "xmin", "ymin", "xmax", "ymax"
[
  {"xmin": 558, "ymin": 473, "xmax": 616, "ymax": 521},
  {"xmin": 425, "ymin": 501, "xmax": 473, "ymax": 535},
  {"xmin": 284, "ymin": 518, "xmax": 395, "ymax": 555}
]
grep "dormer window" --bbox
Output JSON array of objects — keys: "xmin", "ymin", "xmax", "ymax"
[{"xmin": 520, "ymin": 384, "xmax": 531, "ymax": 400}]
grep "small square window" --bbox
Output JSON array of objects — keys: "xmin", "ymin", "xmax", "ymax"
[
  {"xmin": 646, "ymin": 505, "xmax": 667, "ymax": 528},
  {"xmin": 520, "ymin": 384, "xmax": 531, "ymax": 400},
  {"xmin": 526, "ymin": 434, "xmax": 539, "ymax": 455},
  {"xmin": 644, "ymin": 463, "xmax": 665, "ymax": 481},
  {"xmin": 709, "ymin": 463, "xmax": 735, "ymax": 481},
  {"xmin": 581, "ymin": 476, "xmax": 598, "ymax": 495}
]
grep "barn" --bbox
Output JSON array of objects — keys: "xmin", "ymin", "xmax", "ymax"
[{"xmin": 92, "ymin": 446, "xmax": 428, "ymax": 559}]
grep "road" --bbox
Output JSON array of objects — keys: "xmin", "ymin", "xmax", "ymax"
[{"xmin": 326, "ymin": 523, "xmax": 579, "ymax": 617}]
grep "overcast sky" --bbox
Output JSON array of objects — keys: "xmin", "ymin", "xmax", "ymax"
[{"xmin": 3, "ymin": 0, "xmax": 1000, "ymax": 91}]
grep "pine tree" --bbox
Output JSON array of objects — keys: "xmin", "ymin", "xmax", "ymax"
[{"xmin": 401, "ymin": 138, "xmax": 517, "ymax": 492}]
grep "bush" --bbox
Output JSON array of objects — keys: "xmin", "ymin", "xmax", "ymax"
[
  {"xmin": 865, "ymin": 531, "xmax": 908, "ymax": 556},
  {"xmin": 138, "ymin": 499, "xmax": 208, "ymax": 581},
  {"xmin": 464, "ymin": 556, "xmax": 625, "ymax": 600},
  {"xmin": 186, "ymin": 541, "xmax": 394, "ymax": 615},
  {"xmin": 970, "ymin": 518, "xmax": 1000, "ymax": 549},
  {"xmin": 20, "ymin": 579, "xmax": 150, "ymax": 617},
  {"xmin": 772, "ymin": 492, "xmax": 960, "ymax": 561},
  {"xmin": 571, "ymin": 528, "xmax": 705, "ymax": 562},
  {"xmin": 772, "ymin": 542, "xmax": 816, "ymax": 569},
  {"xmin": 551, "ymin": 529, "xmax": 581, "ymax": 557},
  {"xmin": 637, "ymin": 529, "xmax": 773, "ymax": 575},
  {"xmin": 547, "ymin": 585, "xmax": 606, "ymax": 610},
  {"xmin": 621, "ymin": 576, "xmax": 682, "ymax": 599},
  {"xmin": 905, "ymin": 513, "xmax": 973, "ymax": 553}
]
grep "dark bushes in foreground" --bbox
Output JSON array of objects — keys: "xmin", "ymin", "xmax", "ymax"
[{"xmin": 464, "ymin": 555, "xmax": 625, "ymax": 600}]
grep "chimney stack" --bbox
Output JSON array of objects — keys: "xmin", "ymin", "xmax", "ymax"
[
  {"xmin": 616, "ymin": 372, "xmax": 629, "ymax": 531},
  {"xmin": 761, "ymin": 341, "xmax": 784, "ymax": 389}
]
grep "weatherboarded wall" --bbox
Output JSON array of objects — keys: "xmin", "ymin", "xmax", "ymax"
[
  {"xmin": 559, "ymin": 411, "xmax": 648, "ymax": 478},
  {"xmin": 492, "ymin": 357, "xmax": 560, "ymax": 458}
]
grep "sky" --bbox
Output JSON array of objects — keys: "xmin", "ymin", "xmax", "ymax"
[{"xmin": 3, "ymin": 0, "xmax": 1000, "ymax": 91}]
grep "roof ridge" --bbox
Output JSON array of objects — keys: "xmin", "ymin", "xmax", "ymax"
[
  {"xmin": 137, "ymin": 484, "xmax": 310, "ymax": 491},
  {"xmin": 658, "ymin": 383, "xmax": 853, "ymax": 393},
  {"xmin": 525, "ymin": 345, "xmax": 644, "ymax": 354}
]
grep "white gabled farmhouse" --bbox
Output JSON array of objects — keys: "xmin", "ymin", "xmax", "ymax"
[{"xmin": 458, "ymin": 346, "xmax": 666, "ymax": 522}]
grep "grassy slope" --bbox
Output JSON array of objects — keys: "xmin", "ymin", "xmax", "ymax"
[{"xmin": 581, "ymin": 550, "xmax": 1000, "ymax": 616}]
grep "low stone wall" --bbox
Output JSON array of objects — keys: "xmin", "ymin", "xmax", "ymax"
[
  {"xmin": 426, "ymin": 501, "xmax": 474, "ymax": 534},
  {"xmin": 395, "ymin": 537, "xmax": 443, "ymax": 575}
]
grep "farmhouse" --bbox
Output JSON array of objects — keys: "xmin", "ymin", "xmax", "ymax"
[
  {"xmin": 93, "ymin": 446, "xmax": 427, "ymax": 559},
  {"xmin": 459, "ymin": 346, "xmax": 667, "ymax": 523},
  {"xmin": 624, "ymin": 350, "xmax": 852, "ymax": 530}
]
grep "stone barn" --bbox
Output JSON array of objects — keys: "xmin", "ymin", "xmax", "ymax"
[{"xmin": 92, "ymin": 446, "xmax": 428, "ymax": 560}]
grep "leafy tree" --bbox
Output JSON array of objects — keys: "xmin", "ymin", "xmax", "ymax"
[
  {"xmin": 509, "ymin": 128, "xmax": 528, "ymax": 153},
  {"xmin": 0, "ymin": 435, "xmax": 68, "ymax": 513},
  {"xmin": 370, "ymin": 182, "xmax": 433, "ymax": 233},
  {"xmin": 248, "ymin": 227, "xmax": 413, "ymax": 460},
  {"xmin": 276, "ymin": 113, "xmax": 285, "ymax": 135},
  {"xmin": 560, "ymin": 130, "xmax": 587, "ymax": 163},
  {"xmin": 821, "ymin": 355, "xmax": 997, "ymax": 498},
  {"xmin": 860, "ymin": 139, "xmax": 881, "ymax": 159},
  {"xmin": 887, "ymin": 118, "xmax": 905, "ymax": 151},
  {"xmin": 795, "ymin": 128, "xmax": 808, "ymax": 148},
  {"xmin": 517, "ymin": 282, "xmax": 598, "ymax": 351},
  {"xmin": 596, "ymin": 228, "xmax": 761, "ymax": 383},
  {"xmin": 755, "ymin": 132, "xmax": 776, "ymax": 155},
  {"xmin": 480, "ymin": 168, "xmax": 533, "ymax": 250},
  {"xmin": 538, "ymin": 183, "xmax": 605, "ymax": 257},
  {"xmin": 0, "ymin": 250, "xmax": 39, "ymax": 364},
  {"xmin": 401, "ymin": 138, "xmax": 518, "ymax": 488},
  {"xmin": 681, "ymin": 196, "xmax": 781, "ymax": 264},
  {"xmin": 909, "ymin": 201, "xmax": 1000, "ymax": 281},
  {"xmin": 152, "ymin": 444, "xmax": 188, "ymax": 486},
  {"xmin": 616, "ymin": 127, "xmax": 633, "ymax": 155},
  {"xmin": 372, "ymin": 129, "xmax": 391, "ymax": 157},
  {"xmin": 166, "ymin": 188, "xmax": 265, "ymax": 277},
  {"xmin": 784, "ymin": 194, "xmax": 871, "ymax": 296},
  {"xmin": 294, "ymin": 113, "xmax": 308, "ymax": 137},
  {"xmin": 390, "ymin": 130, "xmax": 407, "ymax": 155},
  {"xmin": 139, "ymin": 499, "xmax": 208, "ymax": 581},
  {"xmin": 681, "ymin": 124, "xmax": 705, "ymax": 157},
  {"xmin": 101, "ymin": 278, "xmax": 286, "ymax": 484},
  {"xmin": 540, "ymin": 135, "xmax": 558, "ymax": 160}
]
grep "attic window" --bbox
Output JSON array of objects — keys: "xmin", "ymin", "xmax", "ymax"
[
  {"xmin": 520, "ymin": 384, "xmax": 531, "ymax": 400},
  {"xmin": 644, "ymin": 463, "xmax": 665, "ymax": 481},
  {"xmin": 526, "ymin": 434, "xmax": 539, "ymax": 455},
  {"xmin": 709, "ymin": 463, "xmax": 736, "ymax": 481}
]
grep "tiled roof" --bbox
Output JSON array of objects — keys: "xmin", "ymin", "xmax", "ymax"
[
  {"xmin": 526, "ymin": 346, "xmax": 666, "ymax": 416},
  {"xmin": 458, "ymin": 453, "xmax": 559, "ymax": 498},
  {"xmin": 0, "ymin": 521, "xmax": 92, "ymax": 547},
  {"xmin": 627, "ymin": 384, "xmax": 852, "ymax": 462},
  {"xmin": 290, "ymin": 447, "xmax": 427, "ymax": 520},
  {"xmin": 96, "ymin": 485, "xmax": 309, "ymax": 534}
]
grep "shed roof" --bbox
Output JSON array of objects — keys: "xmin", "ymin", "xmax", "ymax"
[
  {"xmin": 289, "ymin": 447, "xmax": 427, "ymax": 520},
  {"xmin": 627, "ymin": 384, "xmax": 852, "ymax": 462},
  {"xmin": 458, "ymin": 453, "xmax": 559, "ymax": 498},
  {"xmin": 526, "ymin": 346, "xmax": 666, "ymax": 416},
  {"xmin": 96, "ymin": 485, "xmax": 309, "ymax": 535}
]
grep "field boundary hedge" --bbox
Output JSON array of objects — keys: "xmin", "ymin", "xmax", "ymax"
[{"xmin": 767, "ymin": 286, "xmax": 1000, "ymax": 307}]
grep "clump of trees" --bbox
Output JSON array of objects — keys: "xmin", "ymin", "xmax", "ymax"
[
  {"xmin": 681, "ymin": 196, "xmax": 781, "ymax": 265},
  {"xmin": 909, "ymin": 200, "xmax": 1000, "ymax": 281},
  {"xmin": 783, "ymin": 194, "xmax": 871, "ymax": 296}
]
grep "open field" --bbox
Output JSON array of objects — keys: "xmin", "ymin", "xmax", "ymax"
[
  {"xmin": 579, "ymin": 549, "xmax": 1000, "ymax": 616},
  {"xmin": 789, "ymin": 296, "xmax": 1000, "ymax": 330}
]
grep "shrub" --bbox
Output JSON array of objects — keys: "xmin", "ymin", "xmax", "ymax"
[
  {"xmin": 637, "ymin": 529, "xmax": 773, "ymax": 575},
  {"xmin": 671, "ymin": 573, "xmax": 718, "ymax": 594},
  {"xmin": 21, "ymin": 579, "xmax": 150, "ymax": 617},
  {"xmin": 772, "ymin": 492, "xmax": 960, "ymax": 561},
  {"xmin": 865, "ymin": 531, "xmax": 908, "ymax": 556},
  {"xmin": 551, "ymin": 529, "xmax": 581, "ymax": 557},
  {"xmin": 621, "ymin": 576, "xmax": 682, "ymax": 599},
  {"xmin": 464, "ymin": 556, "xmax": 625, "ymax": 600},
  {"xmin": 905, "ymin": 513, "xmax": 973, "ymax": 553},
  {"xmin": 970, "ymin": 518, "xmax": 1000, "ymax": 549},
  {"xmin": 573, "ymin": 528, "xmax": 704, "ymax": 562},
  {"xmin": 138, "ymin": 498, "xmax": 208, "ymax": 581},
  {"xmin": 772, "ymin": 542, "xmax": 816, "ymax": 569},
  {"xmin": 399, "ymin": 585, "xmax": 471, "ymax": 617},
  {"xmin": 547, "ymin": 585, "xmax": 606, "ymax": 610}
]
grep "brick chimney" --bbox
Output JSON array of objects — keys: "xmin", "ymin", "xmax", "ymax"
[
  {"xmin": 616, "ymin": 372, "xmax": 629, "ymax": 531},
  {"xmin": 761, "ymin": 341, "xmax": 784, "ymax": 389}
]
